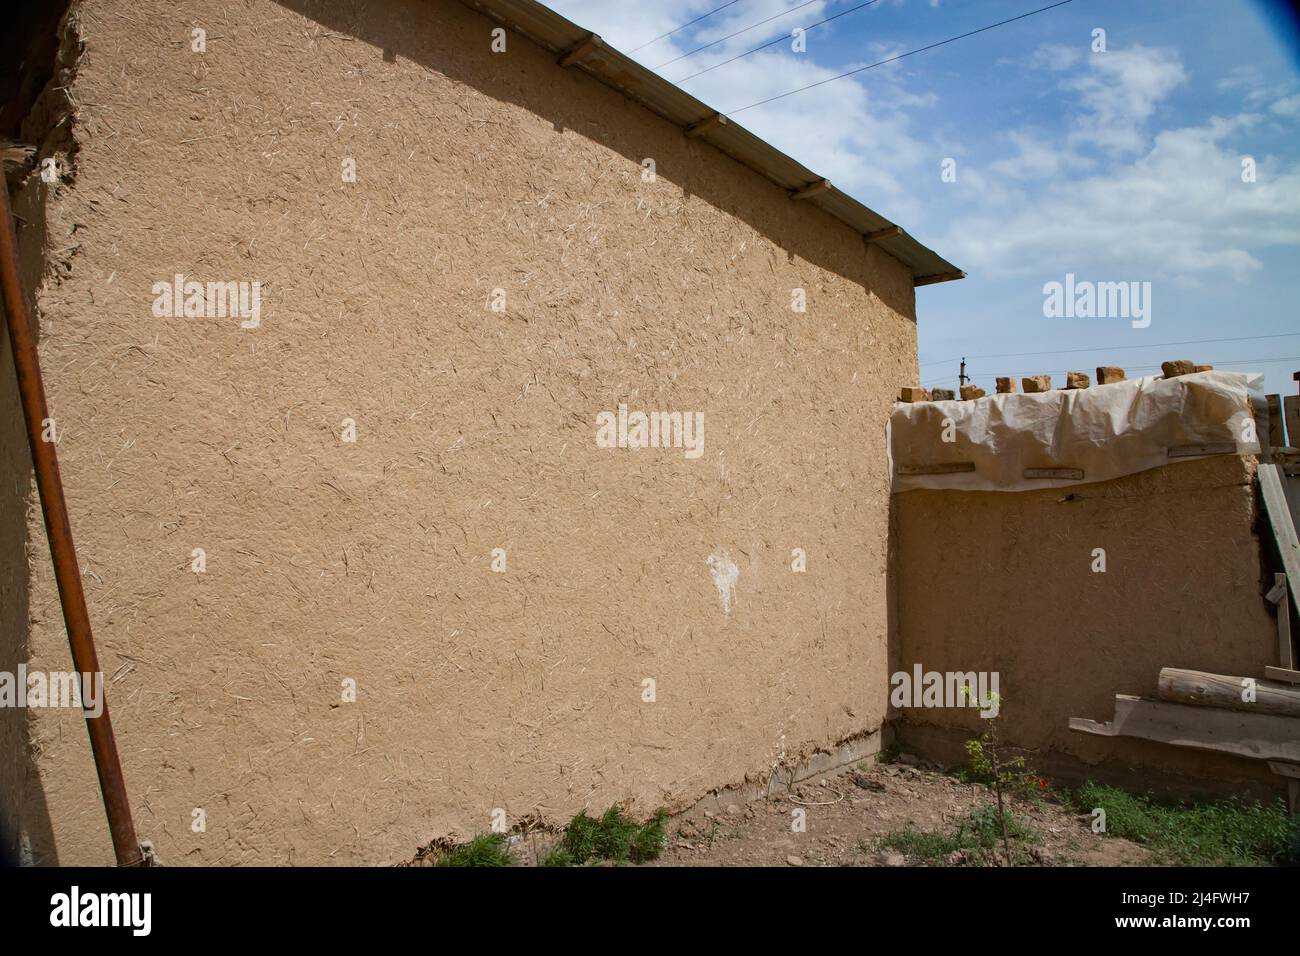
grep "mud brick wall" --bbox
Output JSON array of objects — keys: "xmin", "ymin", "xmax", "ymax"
[
  {"xmin": 1, "ymin": 0, "xmax": 919, "ymax": 864},
  {"xmin": 894, "ymin": 455, "xmax": 1282, "ymax": 795}
]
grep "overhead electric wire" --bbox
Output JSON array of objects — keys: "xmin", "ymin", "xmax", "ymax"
[
  {"xmin": 629, "ymin": 0, "xmax": 748, "ymax": 53},
  {"xmin": 675, "ymin": 0, "xmax": 884, "ymax": 84},
  {"xmin": 724, "ymin": 0, "xmax": 1075, "ymax": 115},
  {"xmin": 654, "ymin": 0, "xmax": 823, "ymax": 70},
  {"xmin": 919, "ymin": 332, "xmax": 1300, "ymax": 368}
]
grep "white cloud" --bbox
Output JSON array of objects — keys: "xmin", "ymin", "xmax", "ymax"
[
  {"xmin": 940, "ymin": 114, "xmax": 1300, "ymax": 283},
  {"xmin": 1271, "ymin": 94, "xmax": 1300, "ymax": 117},
  {"xmin": 989, "ymin": 130, "xmax": 1092, "ymax": 181},
  {"xmin": 1059, "ymin": 45, "xmax": 1188, "ymax": 153}
]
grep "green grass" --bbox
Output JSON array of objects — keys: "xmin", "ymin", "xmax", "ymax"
[
  {"xmin": 880, "ymin": 829, "xmax": 962, "ymax": 860},
  {"xmin": 1074, "ymin": 782, "xmax": 1300, "ymax": 867},
  {"xmin": 553, "ymin": 805, "xmax": 667, "ymax": 865},
  {"xmin": 880, "ymin": 805, "xmax": 1037, "ymax": 865},
  {"xmin": 431, "ymin": 805, "xmax": 670, "ymax": 867},
  {"xmin": 432, "ymin": 832, "xmax": 513, "ymax": 867},
  {"xmin": 538, "ymin": 844, "xmax": 576, "ymax": 867}
]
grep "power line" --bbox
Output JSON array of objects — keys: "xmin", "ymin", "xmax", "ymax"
[
  {"xmin": 654, "ymin": 0, "xmax": 823, "ymax": 70},
  {"xmin": 725, "ymin": 0, "xmax": 1075, "ymax": 115},
  {"xmin": 922, "ymin": 355, "xmax": 1300, "ymax": 387},
  {"xmin": 629, "ymin": 0, "xmax": 748, "ymax": 53},
  {"xmin": 919, "ymin": 332, "xmax": 1300, "ymax": 369},
  {"xmin": 675, "ymin": 0, "xmax": 884, "ymax": 84}
]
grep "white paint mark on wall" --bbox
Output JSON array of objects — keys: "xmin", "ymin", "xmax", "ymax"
[{"xmin": 706, "ymin": 551, "xmax": 739, "ymax": 615}]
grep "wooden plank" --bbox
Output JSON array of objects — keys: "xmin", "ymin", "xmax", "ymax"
[
  {"xmin": 1266, "ymin": 572, "xmax": 1293, "ymax": 669},
  {"xmin": 1285, "ymin": 395, "xmax": 1300, "ymax": 453},
  {"xmin": 790, "ymin": 179, "xmax": 831, "ymax": 201},
  {"xmin": 1023, "ymin": 467, "xmax": 1083, "ymax": 480},
  {"xmin": 557, "ymin": 32, "xmax": 602, "ymax": 67},
  {"xmin": 914, "ymin": 270, "xmax": 965, "ymax": 287},
  {"xmin": 1157, "ymin": 667, "xmax": 1300, "ymax": 717},
  {"xmin": 684, "ymin": 112, "xmax": 727, "ymax": 138},
  {"xmin": 1268, "ymin": 575, "xmax": 1294, "ymax": 669},
  {"xmin": 1267, "ymin": 394, "xmax": 1285, "ymax": 447},
  {"xmin": 1069, "ymin": 694, "xmax": 1300, "ymax": 762},
  {"xmin": 1265, "ymin": 666, "xmax": 1300, "ymax": 685},
  {"xmin": 896, "ymin": 462, "xmax": 975, "ymax": 476},
  {"xmin": 1168, "ymin": 443, "xmax": 1237, "ymax": 458},
  {"xmin": 1270, "ymin": 761, "xmax": 1300, "ymax": 815},
  {"xmin": 1260, "ymin": 463, "xmax": 1300, "ymax": 628},
  {"xmin": 1268, "ymin": 760, "xmax": 1300, "ymax": 779}
]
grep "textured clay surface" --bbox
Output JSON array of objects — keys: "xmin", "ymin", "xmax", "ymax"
[
  {"xmin": 5, "ymin": 0, "xmax": 919, "ymax": 864},
  {"xmin": 895, "ymin": 455, "xmax": 1281, "ymax": 790}
]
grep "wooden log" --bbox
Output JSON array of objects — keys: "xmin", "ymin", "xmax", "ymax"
[
  {"xmin": 1157, "ymin": 667, "xmax": 1300, "ymax": 717},
  {"xmin": 1069, "ymin": 695, "xmax": 1300, "ymax": 762}
]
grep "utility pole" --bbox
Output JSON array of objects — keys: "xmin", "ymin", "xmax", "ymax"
[{"xmin": 959, "ymin": 357, "xmax": 968, "ymax": 388}]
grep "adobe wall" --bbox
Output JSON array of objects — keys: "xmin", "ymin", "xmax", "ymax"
[
  {"xmin": 894, "ymin": 454, "xmax": 1283, "ymax": 796},
  {"xmin": 4, "ymin": 0, "xmax": 918, "ymax": 864}
]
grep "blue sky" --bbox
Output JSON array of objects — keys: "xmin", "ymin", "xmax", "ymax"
[{"xmin": 545, "ymin": 0, "xmax": 1300, "ymax": 397}]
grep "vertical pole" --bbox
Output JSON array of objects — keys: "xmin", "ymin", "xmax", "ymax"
[
  {"xmin": 959, "ymin": 358, "xmax": 968, "ymax": 388},
  {"xmin": 0, "ymin": 183, "xmax": 144, "ymax": 866}
]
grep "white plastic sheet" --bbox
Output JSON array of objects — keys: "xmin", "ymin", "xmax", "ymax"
[{"xmin": 889, "ymin": 371, "xmax": 1264, "ymax": 493}]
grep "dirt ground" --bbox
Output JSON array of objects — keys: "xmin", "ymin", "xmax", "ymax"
[{"xmin": 645, "ymin": 756, "xmax": 1154, "ymax": 867}]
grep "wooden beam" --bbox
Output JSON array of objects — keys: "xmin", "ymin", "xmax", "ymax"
[
  {"xmin": 865, "ymin": 225, "xmax": 902, "ymax": 242},
  {"xmin": 1023, "ymin": 467, "xmax": 1083, "ymax": 480},
  {"xmin": 684, "ymin": 113, "xmax": 727, "ymax": 138},
  {"xmin": 1269, "ymin": 760, "xmax": 1300, "ymax": 779},
  {"xmin": 1167, "ymin": 443, "xmax": 1237, "ymax": 458},
  {"xmin": 1260, "ymin": 462, "xmax": 1300, "ymax": 627},
  {"xmin": 896, "ymin": 462, "xmax": 975, "ymax": 476},
  {"xmin": 1157, "ymin": 667, "xmax": 1300, "ymax": 717},
  {"xmin": 1069, "ymin": 695, "xmax": 1300, "ymax": 762},
  {"xmin": 1285, "ymin": 395, "xmax": 1300, "ymax": 453},
  {"xmin": 913, "ymin": 270, "xmax": 965, "ymax": 287},
  {"xmin": 1266, "ymin": 574, "xmax": 1294, "ymax": 669},
  {"xmin": 790, "ymin": 179, "xmax": 831, "ymax": 201},
  {"xmin": 1267, "ymin": 394, "xmax": 1285, "ymax": 448},
  {"xmin": 1268, "ymin": 761, "xmax": 1300, "ymax": 815},
  {"xmin": 558, "ymin": 33, "xmax": 602, "ymax": 67},
  {"xmin": 1265, "ymin": 666, "xmax": 1300, "ymax": 685}
]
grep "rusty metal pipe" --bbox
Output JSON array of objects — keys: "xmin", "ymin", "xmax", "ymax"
[{"xmin": 0, "ymin": 183, "xmax": 144, "ymax": 866}]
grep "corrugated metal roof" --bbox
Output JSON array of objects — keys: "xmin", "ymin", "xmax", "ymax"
[{"xmin": 458, "ymin": 0, "xmax": 964, "ymax": 286}]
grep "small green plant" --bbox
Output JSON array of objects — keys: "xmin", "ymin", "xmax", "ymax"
[
  {"xmin": 551, "ymin": 805, "xmax": 667, "ymax": 865},
  {"xmin": 964, "ymin": 737, "xmax": 1049, "ymax": 801},
  {"xmin": 880, "ymin": 806, "xmax": 1038, "ymax": 866},
  {"xmin": 880, "ymin": 829, "xmax": 961, "ymax": 861},
  {"xmin": 538, "ymin": 844, "xmax": 576, "ymax": 867},
  {"xmin": 1074, "ymin": 782, "xmax": 1300, "ymax": 866},
  {"xmin": 433, "ymin": 832, "xmax": 513, "ymax": 867},
  {"xmin": 958, "ymin": 804, "xmax": 1033, "ymax": 850}
]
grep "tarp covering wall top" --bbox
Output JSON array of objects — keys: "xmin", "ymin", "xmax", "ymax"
[{"xmin": 889, "ymin": 371, "xmax": 1263, "ymax": 493}]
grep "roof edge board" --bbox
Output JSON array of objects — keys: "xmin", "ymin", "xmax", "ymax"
[{"xmin": 460, "ymin": 0, "xmax": 963, "ymax": 285}]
